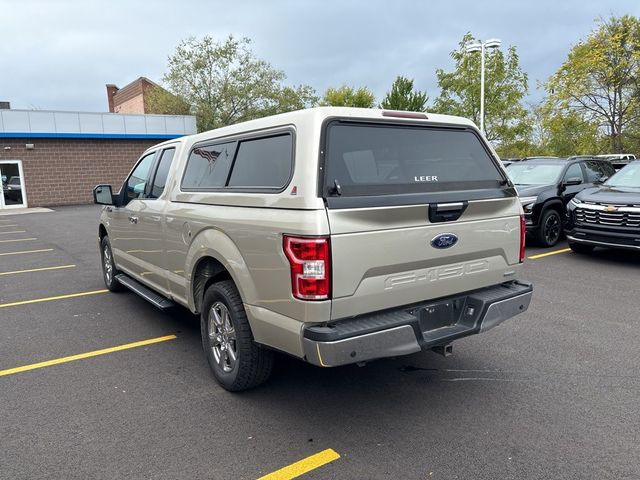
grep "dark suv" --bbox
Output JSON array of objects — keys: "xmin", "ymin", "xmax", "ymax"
[
  {"xmin": 566, "ymin": 161, "xmax": 640, "ymax": 253},
  {"xmin": 506, "ymin": 157, "xmax": 616, "ymax": 247}
]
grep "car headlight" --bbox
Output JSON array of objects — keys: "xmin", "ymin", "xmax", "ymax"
[{"xmin": 569, "ymin": 197, "xmax": 582, "ymax": 208}]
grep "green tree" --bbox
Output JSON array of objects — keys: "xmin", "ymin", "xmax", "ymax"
[
  {"xmin": 261, "ymin": 85, "xmax": 318, "ymax": 117},
  {"xmin": 545, "ymin": 15, "xmax": 640, "ymax": 153},
  {"xmin": 160, "ymin": 35, "xmax": 316, "ymax": 131},
  {"xmin": 380, "ymin": 76, "xmax": 428, "ymax": 111},
  {"xmin": 538, "ymin": 108, "xmax": 603, "ymax": 156},
  {"xmin": 432, "ymin": 33, "xmax": 530, "ymax": 146},
  {"xmin": 145, "ymin": 86, "xmax": 192, "ymax": 116},
  {"xmin": 320, "ymin": 85, "xmax": 376, "ymax": 108}
]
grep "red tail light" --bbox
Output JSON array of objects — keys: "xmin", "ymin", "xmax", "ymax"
[
  {"xmin": 283, "ymin": 236, "xmax": 331, "ymax": 300},
  {"xmin": 519, "ymin": 214, "xmax": 526, "ymax": 263}
]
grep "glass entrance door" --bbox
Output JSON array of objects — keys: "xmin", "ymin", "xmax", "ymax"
[{"xmin": 0, "ymin": 161, "xmax": 27, "ymax": 209}]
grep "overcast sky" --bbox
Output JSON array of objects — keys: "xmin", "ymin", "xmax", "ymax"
[{"xmin": 2, "ymin": 0, "xmax": 639, "ymax": 113}]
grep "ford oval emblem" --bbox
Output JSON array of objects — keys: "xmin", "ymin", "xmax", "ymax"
[{"xmin": 431, "ymin": 233, "xmax": 458, "ymax": 249}]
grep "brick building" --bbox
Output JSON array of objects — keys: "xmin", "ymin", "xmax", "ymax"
[
  {"xmin": 0, "ymin": 109, "xmax": 196, "ymax": 209},
  {"xmin": 106, "ymin": 77, "xmax": 161, "ymax": 114}
]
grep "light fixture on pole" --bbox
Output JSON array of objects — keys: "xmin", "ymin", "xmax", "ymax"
[{"xmin": 465, "ymin": 38, "xmax": 501, "ymax": 135}]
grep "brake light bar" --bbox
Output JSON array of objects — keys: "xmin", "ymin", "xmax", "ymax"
[
  {"xmin": 382, "ymin": 111, "xmax": 428, "ymax": 120},
  {"xmin": 283, "ymin": 236, "xmax": 331, "ymax": 300}
]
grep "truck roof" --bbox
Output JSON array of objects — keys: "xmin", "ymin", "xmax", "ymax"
[{"xmin": 151, "ymin": 107, "xmax": 478, "ymax": 150}]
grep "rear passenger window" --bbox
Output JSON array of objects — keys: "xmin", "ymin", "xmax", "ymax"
[
  {"xmin": 227, "ymin": 135, "xmax": 292, "ymax": 188},
  {"xmin": 584, "ymin": 161, "xmax": 614, "ymax": 182},
  {"xmin": 601, "ymin": 161, "xmax": 616, "ymax": 178},
  {"xmin": 182, "ymin": 142, "xmax": 236, "ymax": 189},
  {"xmin": 150, "ymin": 148, "xmax": 175, "ymax": 199}
]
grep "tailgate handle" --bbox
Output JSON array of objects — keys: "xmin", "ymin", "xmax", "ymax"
[{"xmin": 429, "ymin": 202, "xmax": 468, "ymax": 223}]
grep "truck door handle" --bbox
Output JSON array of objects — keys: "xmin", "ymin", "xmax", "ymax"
[{"xmin": 128, "ymin": 216, "xmax": 138, "ymax": 224}]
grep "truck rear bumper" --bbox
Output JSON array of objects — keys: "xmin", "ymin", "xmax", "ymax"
[{"xmin": 303, "ymin": 280, "xmax": 533, "ymax": 367}]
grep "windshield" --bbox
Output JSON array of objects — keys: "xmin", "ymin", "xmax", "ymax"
[
  {"xmin": 605, "ymin": 163, "xmax": 640, "ymax": 188},
  {"xmin": 506, "ymin": 163, "xmax": 564, "ymax": 185}
]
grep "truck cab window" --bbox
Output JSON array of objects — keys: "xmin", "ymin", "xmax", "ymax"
[
  {"xmin": 149, "ymin": 148, "xmax": 175, "ymax": 199},
  {"xmin": 125, "ymin": 153, "xmax": 155, "ymax": 203}
]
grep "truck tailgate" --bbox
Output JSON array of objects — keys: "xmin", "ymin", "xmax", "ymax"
[{"xmin": 328, "ymin": 199, "xmax": 522, "ymax": 319}]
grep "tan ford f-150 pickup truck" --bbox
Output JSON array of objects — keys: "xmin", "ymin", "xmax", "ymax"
[{"xmin": 94, "ymin": 107, "xmax": 532, "ymax": 391}]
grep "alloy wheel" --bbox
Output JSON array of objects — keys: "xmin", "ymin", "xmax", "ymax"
[
  {"xmin": 103, "ymin": 245, "xmax": 113, "ymax": 283},
  {"xmin": 544, "ymin": 213, "xmax": 561, "ymax": 245},
  {"xmin": 208, "ymin": 302, "xmax": 237, "ymax": 373}
]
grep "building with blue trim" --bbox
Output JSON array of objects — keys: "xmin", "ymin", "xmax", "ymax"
[{"xmin": 0, "ymin": 109, "xmax": 196, "ymax": 208}]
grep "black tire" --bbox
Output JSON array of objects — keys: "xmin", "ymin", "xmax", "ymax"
[
  {"xmin": 536, "ymin": 209, "xmax": 562, "ymax": 247},
  {"xmin": 100, "ymin": 236, "xmax": 124, "ymax": 292},
  {"xmin": 569, "ymin": 241, "xmax": 595, "ymax": 254},
  {"xmin": 200, "ymin": 280, "xmax": 273, "ymax": 391}
]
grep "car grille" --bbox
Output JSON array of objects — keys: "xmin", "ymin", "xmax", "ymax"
[{"xmin": 576, "ymin": 203, "xmax": 640, "ymax": 227}]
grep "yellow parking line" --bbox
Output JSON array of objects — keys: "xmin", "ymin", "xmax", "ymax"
[
  {"xmin": 0, "ymin": 248, "xmax": 53, "ymax": 257},
  {"xmin": 0, "ymin": 237, "xmax": 36, "ymax": 243},
  {"xmin": 0, "ymin": 335, "xmax": 177, "ymax": 378},
  {"xmin": 0, "ymin": 289, "xmax": 108, "ymax": 308},
  {"xmin": 0, "ymin": 230, "xmax": 26, "ymax": 234},
  {"xmin": 0, "ymin": 264, "xmax": 76, "ymax": 276},
  {"xmin": 528, "ymin": 248, "xmax": 571, "ymax": 260},
  {"xmin": 257, "ymin": 449, "xmax": 341, "ymax": 480}
]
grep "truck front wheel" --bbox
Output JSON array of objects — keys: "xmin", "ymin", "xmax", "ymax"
[
  {"xmin": 100, "ymin": 236, "xmax": 123, "ymax": 292},
  {"xmin": 200, "ymin": 280, "xmax": 273, "ymax": 391}
]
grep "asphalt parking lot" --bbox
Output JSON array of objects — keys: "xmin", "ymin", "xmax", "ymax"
[{"xmin": 1, "ymin": 205, "xmax": 639, "ymax": 480}]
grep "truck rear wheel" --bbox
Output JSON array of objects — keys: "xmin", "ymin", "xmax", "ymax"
[{"xmin": 200, "ymin": 280, "xmax": 273, "ymax": 391}]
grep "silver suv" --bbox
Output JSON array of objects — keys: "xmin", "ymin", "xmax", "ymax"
[{"xmin": 94, "ymin": 107, "xmax": 533, "ymax": 391}]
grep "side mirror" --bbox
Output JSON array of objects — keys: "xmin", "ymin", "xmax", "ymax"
[
  {"xmin": 93, "ymin": 184, "xmax": 114, "ymax": 205},
  {"xmin": 595, "ymin": 176, "xmax": 609, "ymax": 184},
  {"xmin": 563, "ymin": 177, "xmax": 582, "ymax": 186}
]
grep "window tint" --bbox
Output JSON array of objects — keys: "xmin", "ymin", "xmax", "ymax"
[
  {"xmin": 584, "ymin": 160, "xmax": 614, "ymax": 182},
  {"xmin": 563, "ymin": 163, "xmax": 584, "ymax": 183},
  {"xmin": 150, "ymin": 148, "xmax": 175, "ymax": 199},
  {"xmin": 182, "ymin": 142, "xmax": 235, "ymax": 189},
  {"xmin": 324, "ymin": 124, "xmax": 503, "ymax": 196},
  {"xmin": 126, "ymin": 153, "xmax": 155, "ymax": 202},
  {"xmin": 227, "ymin": 135, "xmax": 292, "ymax": 188},
  {"xmin": 601, "ymin": 161, "xmax": 616, "ymax": 178}
]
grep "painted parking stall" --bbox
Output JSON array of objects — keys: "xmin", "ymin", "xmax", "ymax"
[{"xmin": 1, "ymin": 205, "xmax": 639, "ymax": 479}]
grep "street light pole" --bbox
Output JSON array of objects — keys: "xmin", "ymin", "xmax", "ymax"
[
  {"xmin": 480, "ymin": 42, "xmax": 485, "ymax": 134},
  {"xmin": 465, "ymin": 38, "xmax": 501, "ymax": 136}
]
